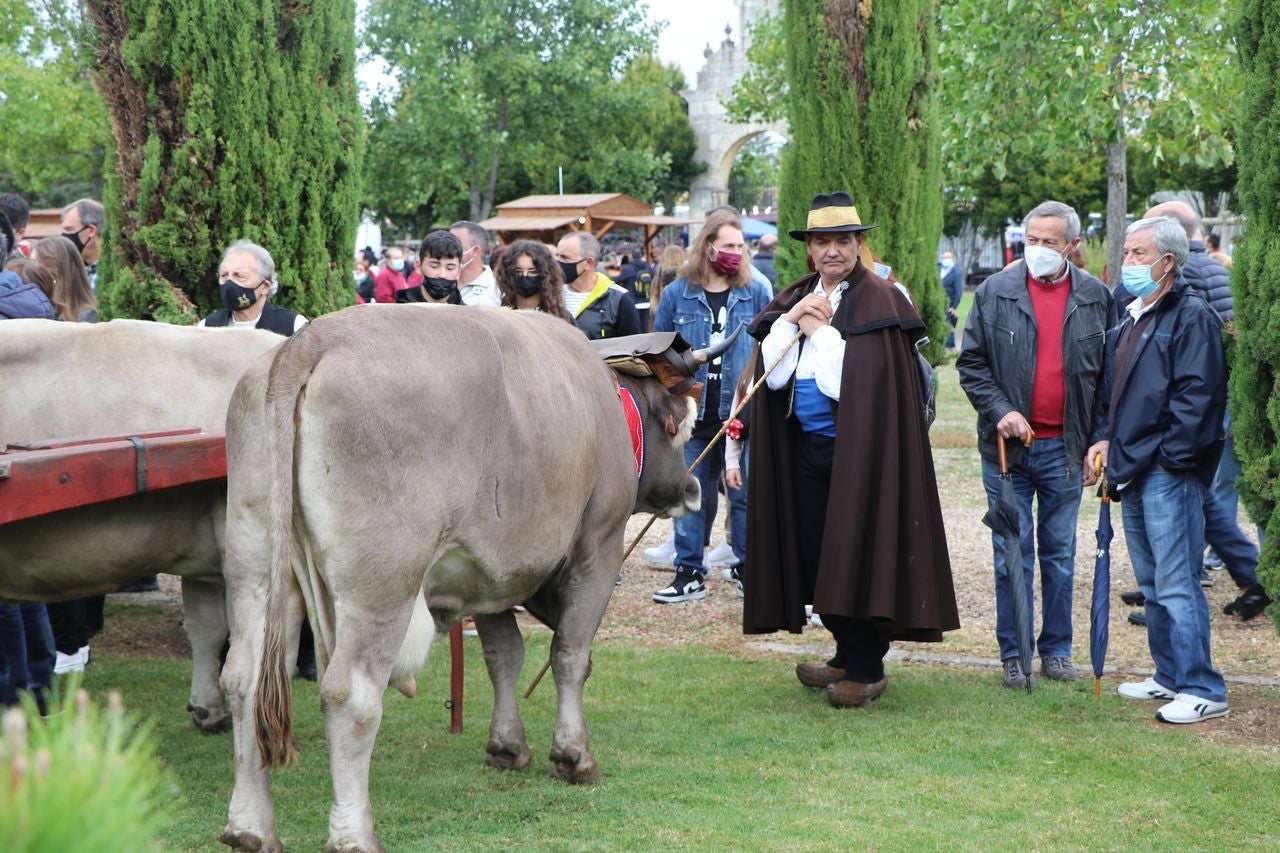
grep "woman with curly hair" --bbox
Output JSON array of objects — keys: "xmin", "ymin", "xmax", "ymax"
[
  {"xmin": 31, "ymin": 235, "xmax": 97, "ymax": 322},
  {"xmin": 494, "ymin": 239, "xmax": 572, "ymax": 323}
]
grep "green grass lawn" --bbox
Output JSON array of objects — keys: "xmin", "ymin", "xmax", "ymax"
[{"xmin": 84, "ymin": 636, "xmax": 1279, "ymax": 851}]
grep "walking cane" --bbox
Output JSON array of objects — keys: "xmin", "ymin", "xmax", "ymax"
[{"xmin": 523, "ymin": 325, "xmax": 806, "ymax": 699}]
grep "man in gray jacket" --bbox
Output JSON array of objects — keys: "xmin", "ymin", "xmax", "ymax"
[{"xmin": 957, "ymin": 200, "xmax": 1117, "ymax": 689}]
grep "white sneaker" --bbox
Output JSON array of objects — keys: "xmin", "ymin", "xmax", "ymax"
[
  {"xmin": 1116, "ymin": 677, "xmax": 1175, "ymax": 701},
  {"xmin": 54, "ymin": 645, "xmax": 90, "ymax": 674},
  {"xmin": 1156, "ymin": 693, "xmax": 1229, "ymax": 724},
  {"xmin": 704, "ymin": 539, "xmax": 736, "ymax": 567},
  {"xmin": 642, "ymin": 535, "xmax": 677, "ymax": 564}
]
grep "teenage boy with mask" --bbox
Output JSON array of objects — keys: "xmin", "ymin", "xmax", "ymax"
[
  {"xmin": 957, "ymin": 200, "xmax": 1115, "ymax": 689},
  {"xmin": 395, "ymin": 230, "xmax": 464, "ymax": 304},
  {"xmin": 200, "ymin": 239, "xmax": 306, "ymax": 335}
]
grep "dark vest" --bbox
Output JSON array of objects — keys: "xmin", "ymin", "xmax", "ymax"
[
  {"xmin": 574, "ymin": 288, "xmax": 626, "ymax": 339},
  {"xmin": 203, "ymin": 303, "xmax": 301, "ymax": 337}
]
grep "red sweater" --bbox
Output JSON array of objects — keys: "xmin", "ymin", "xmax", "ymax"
[
  {"xmin": 374, "ymin": 267, "xmax": 406, "ymax": 303},
  {"xmin": 1026, "ymin": 269, "xmax": 1070, "ymax": 437}
]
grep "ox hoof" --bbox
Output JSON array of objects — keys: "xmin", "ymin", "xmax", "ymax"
[
  {"xmin": 219, "ymin": 827, "xmax": 281, "ymax": 852},
  {"xmin": 550, "ymin": 748, "xmax": 599, "ymax": 785},
  {"xmin": 324, "ymin": 840, "xmax": 385, "ymax": 853},
  {"xmin": 189, "ymin": 703, "xmax": 233, "ymax": 733},
  {"xmin": 485, "ymin": 741, "xmax": 532, "ymax": 771}
]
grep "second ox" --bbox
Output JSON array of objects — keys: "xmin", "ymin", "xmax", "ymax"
[{"xmin": 219, "ymin": 305, "xmax": 731, "ymax": 853}]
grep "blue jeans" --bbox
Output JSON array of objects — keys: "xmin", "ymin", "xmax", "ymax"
[
  {"xmin": 1202, "ymin": 409, "xmax": 1261, "ymax": 589},
  {"xmin": 729, "ymin": 450, "xmax": 749, "ymax": 567},
  {"xmin": 1122, "ymin": 468, "xmax": 1227, "ymax": 702},
  {"xmin": 0, "ymin": 602, "xmax": 56, "ymax": 707},
  {"xmin": 674, "ymin": 434, "xmax": 746, "ymax": 575},
  {"xmin": 981, "ymin": 436, "xmax": 1081, "ymax": 661}
]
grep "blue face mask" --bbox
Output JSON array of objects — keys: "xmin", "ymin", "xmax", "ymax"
[{"xmin": 1120, "ymin": 254, "xmax": 1170, "ymax": 299}]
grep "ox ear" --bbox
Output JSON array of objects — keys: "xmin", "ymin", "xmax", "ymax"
[{"xmin": 593, "ymin": 331, "xmax": 702, "ymax": 398}]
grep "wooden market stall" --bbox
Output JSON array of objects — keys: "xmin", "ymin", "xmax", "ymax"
[{"xmin": 478, "ymin": 193, "xmax": 690, "ymax": 261}]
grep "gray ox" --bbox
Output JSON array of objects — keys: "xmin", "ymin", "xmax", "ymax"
[
  {"xmin": 219, "ymin": 306, "xmax": 718, "ymax": 853},
  {"xmin": 0, "ymin": 319, "xmax": 284, "ymax": 731}
]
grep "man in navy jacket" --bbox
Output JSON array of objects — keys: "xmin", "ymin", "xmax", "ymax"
[{"xmin": 1085, "ymin": 216, "xmax": 1228, "ymax": 725}]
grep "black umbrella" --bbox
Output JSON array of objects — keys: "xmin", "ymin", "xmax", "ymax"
[
  {"xmin": 982, "ymin": 434, "xmax": 1034, "ymax": 694},
  {"xmin": 1089, "ymin": 459, "xmax": 1113, "ymax": 699}
]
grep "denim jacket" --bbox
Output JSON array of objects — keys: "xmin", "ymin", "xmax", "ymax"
[{"xmin": 654, "ymin": 276, "xmax": 774, "ymax": 421}]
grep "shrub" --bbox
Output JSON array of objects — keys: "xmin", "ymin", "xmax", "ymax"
[{"xmin": 0, "ymin": 685, "xmax": 170, "ymax": 852}]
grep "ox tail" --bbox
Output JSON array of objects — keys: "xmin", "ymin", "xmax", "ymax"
[{"xmin": 253, "ymin": 334, "xmax": 324, "ymax": 770}]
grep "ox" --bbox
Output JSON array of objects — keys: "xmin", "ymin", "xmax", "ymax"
[
  {"xmin": 0, "ymin": 318, "xmax": 284, "ymax": 731},
  {"xmin": 219, "ymin": 306, "xmax": 719, "ymax": 852}
]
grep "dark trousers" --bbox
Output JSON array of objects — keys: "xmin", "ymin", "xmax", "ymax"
[
  {"xmin": 46, "ymin": 595, "xmax": 105, "ymax": 654},
  {"xmin": 795, "ymin": 431, "xmax": 890, "ymax": 683}
]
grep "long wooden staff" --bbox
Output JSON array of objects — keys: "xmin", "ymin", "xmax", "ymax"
[{"xmin": 523, "ymin": 326, "xmax": 806, "ymax": 699}]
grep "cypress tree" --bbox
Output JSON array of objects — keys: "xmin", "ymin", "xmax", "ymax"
[
  {"xmin": 775, "ymin": 0, "xmax": 946, "ymax": 361},
  {"xmin": 1230, "ymin": 0, "xmax": 1280, "ymax": 627},
  {"xmin": 85, "ymin": 0, "xmax": 362, "ymax": 322}
]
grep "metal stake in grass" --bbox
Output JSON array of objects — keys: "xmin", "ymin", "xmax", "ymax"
[{"xmin": 524, "ymin": 327, "xmax": 806, "ymax": 699}]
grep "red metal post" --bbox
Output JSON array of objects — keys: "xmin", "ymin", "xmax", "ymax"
[{"xmin": 449, "ymin": 622, "xmax": 464, "ymax": 734}]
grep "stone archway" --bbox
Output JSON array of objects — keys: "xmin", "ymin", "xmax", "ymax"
[{"xmin": 684, "ymin": 0, "xmax": 786, "ymax": 237}]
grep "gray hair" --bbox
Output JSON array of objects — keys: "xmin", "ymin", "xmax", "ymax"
[
  {"xmin": 68, "ymin": 198, "xmax": 105, "ymax": 231},
  {"xmin": 1025, "ymin": 200, "xmax": 1081, "ymax": 243},
  {"xmin": 449, "ymin": 220, "xmax": 490, "ymax": 255},
  {"xmin": 1126, "ymin": 216, "xmax": 1189, "ymax": 273},
  {"xmin": 221, "ymin": 238, "xmax": 278, "ymax": 296},
  {"xmin": 564, "ymin": 231, "xmax": 601, "ymax": 262}
]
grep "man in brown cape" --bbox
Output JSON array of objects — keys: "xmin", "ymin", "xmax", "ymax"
[{"xmin": 744, "ymin": 191, "xmax": 959, "ymax": 709}]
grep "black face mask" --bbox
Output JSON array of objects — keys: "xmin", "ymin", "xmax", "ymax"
[
  {"xmin": 220, "ymin": 280, "xmax": 260, "ymax": 313},
  {"xmin": 423, "ymin": 276, "xmax": 458, "ymax": 301},
  {"xmin": 557, "ymin": 259, "xmax": 582, "ymax": 284},
  {"xmin": 514, "ymin": 274, "xmax": 542, "ymax": 297},
  {"xmin": 62, "ymin": 228, "xmax": 87, "ymax": 255}
]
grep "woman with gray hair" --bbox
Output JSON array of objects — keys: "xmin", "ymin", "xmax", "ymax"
[{"xmin": 199, "ymin": 239, "xmax": 306, "ymax": 336}]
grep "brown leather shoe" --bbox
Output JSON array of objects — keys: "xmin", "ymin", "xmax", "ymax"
[
  {"xmin": 825, "ymin": 677, "xmax": 888, "ymax": 708},
  {"xmin": 796, "ymin": 662, "xmax": 846, "ymax": 688}
]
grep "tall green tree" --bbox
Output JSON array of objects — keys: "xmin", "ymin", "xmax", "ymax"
[
  {"xmin": 1231, "ymin": 0, "xmax": 1280, "ymax": 628},
  {"xmin": 611, "ymin": 56, "xmax": 706, "ymax": 217},
  {"xmin": 85, "ymin": 0, "xmax": 363, "ymax": 322},
  {"xmin": 0, "ymin": 1, "xmax": 110, "ymax": 206},
  {"xmin": 363, "ymin": 0, "xmax": 663, "ymax": 226},
  {"xmin": 938, "ymin": 0, "xmax": 1236, "ymax": 280},
  {"xmin": 775, "ymin": 0, "xmax": 947, "ymax": 361},
  {"xmin": 728, "ymin": 134, "xmax": 780, "ymax": 212}
]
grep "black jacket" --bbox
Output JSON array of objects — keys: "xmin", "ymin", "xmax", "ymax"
[
  {"xmin": 957, "ymin": 260, "xmax": 1116, "ymax": 472},
  {"xmin": 203, "ymin": 303, "xmax": 301, "ymax": 337},
  {"xmin": 1099, "ymin": 281, "xmax": 1225, "ymax": 493},
  {"xmin": 572, "ymin": 283, "xmax": 641, "ymax": 340}
]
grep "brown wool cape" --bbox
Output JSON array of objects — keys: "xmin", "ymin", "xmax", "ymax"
[{"xmin": 742, "ymin": 262, "xmax": 960, "ymax": 641}]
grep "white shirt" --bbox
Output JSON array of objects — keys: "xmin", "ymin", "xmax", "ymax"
[
  {"xmin": 762, "ymin": 280, "xmax": 849, "ymax": 400},
  {"xmin": 563, "ymin": 287, "xmax": 591, "ymax": 317},
  {"xmin": 459, "ymin": 267, "xmax": 501, "ymax": 307}
]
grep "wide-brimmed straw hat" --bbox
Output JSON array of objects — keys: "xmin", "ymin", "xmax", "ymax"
[{"xmin": 788, "ymin": 191, "xmax": 878, "ymax": 240}]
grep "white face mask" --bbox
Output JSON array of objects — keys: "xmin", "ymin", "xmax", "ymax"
[
  {"xmin": 940, "ymin": 258, "xmax": 954, "ymax": 271},
  {"xmin": 1024, "ymin": 245, "xmax": 1066, "ymax": 279}
]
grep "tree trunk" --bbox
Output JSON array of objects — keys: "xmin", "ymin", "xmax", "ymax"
[
  {"xmin": 1105, "ymin": 52, "xmax": 1128, "ymax": 288},
  {"xmin": 1105, "ymin": 137, "xmax": 1127, "ymax": 288}
]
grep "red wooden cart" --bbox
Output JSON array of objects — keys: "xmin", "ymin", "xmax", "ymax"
[{"xmin": 0, "ymin": 428, "xmax": 467, "ymax": 732}]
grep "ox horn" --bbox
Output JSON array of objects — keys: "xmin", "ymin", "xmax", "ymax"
[{"xmin": 686, "ymin": 321, "xmax": 745, "ymax": 371}]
